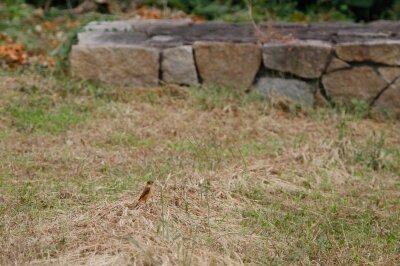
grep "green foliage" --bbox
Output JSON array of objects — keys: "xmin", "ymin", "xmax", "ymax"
[
  {"xmin": 389, "ymin": 0, "xmax": 400, "ymax": 19},
  {"xmin": 342, "ymin": 0, "xmax": 374, "ymax": 8},
  {"xmin": 140, "ymin": 0, "xmax": 399, "ymax": 21},
  {"xmin": 0, "ymin": 1, "xmax": 35, "ymax": 46},
  {"xmin": 2, "ymin": 0, "xmax": 400, "ymax": 23}
]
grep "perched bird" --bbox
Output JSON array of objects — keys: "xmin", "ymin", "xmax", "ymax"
[{"xmin": 135, "ymin": 181, "xmax": 154, "ymax": 208}]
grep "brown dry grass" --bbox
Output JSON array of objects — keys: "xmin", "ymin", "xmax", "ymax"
[{"xmin": 0, "ymin": 72, "xmax": 399, "ymax": 265}]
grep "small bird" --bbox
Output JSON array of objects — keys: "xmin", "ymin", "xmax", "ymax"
[{"xmin": 134, "ymin": 181, "xmax": 154, "ymax": 208}]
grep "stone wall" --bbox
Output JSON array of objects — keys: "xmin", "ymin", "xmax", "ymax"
[{"xmin": 70, "ymin": 20, "xmax": 400, "ymax": 113}]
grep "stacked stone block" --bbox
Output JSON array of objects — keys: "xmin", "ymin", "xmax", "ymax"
[{"xmin": 70, "ymin": 20, "xmax": 400, "ymax": 113}]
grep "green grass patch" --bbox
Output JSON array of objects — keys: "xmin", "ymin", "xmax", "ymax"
[
  {"xmin": 186, "ymin": 85, "xmax": 266, "ymax": 110},
  {"xmin": 98, "ymin": 132, "xmax": 155, "ymax": 149},
  {"xmin": 2, "ymin": 95, "xmax": 92, "ymax": 134},
  {"xmin": 0, "ymin": 168, "xmax": 143, "ymax": 216},
  {"xmin": 241, "ymin": 198, "xmax": 400, "ymax": 264}
]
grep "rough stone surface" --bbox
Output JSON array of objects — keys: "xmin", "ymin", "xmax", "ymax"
[
  {"xmin": 193, "ymin": 42, "xmax": 261, "ymax": 87},
  {"xmin": 335, "ymin": 40, "xmax": 400, "ymax": 65},
  {"xmin": 326, "ymin": 57, "xmax": 350, "ymax": 72},
  {"xmin": 79, "ymin": 20, "xmax": 400, "ymax": 47},
  {"xmin": 322, "ymin": 66, "xmax": 387, "ymax": 103},
  {"xmin": 88, "ymin": 19, "xmax": 193, "ymax": 31},
  {"xmin": 378, "ymin": 67, "xmax": 400, "ymax": 83},
  {"xmin": 262, "ymin": 40, "xmax": 331, "ymax": 79},
  {"xmin": 70, "ymin": 45, "xmax": 159, "ymax": 86},
  {"xmin": 77, "ymin": 31, "xmax": 148, "ymax": 46},
  {"xmin": 255, "ymin": 77, "xmax": 314, "ymax": 106},
  {"xmin": 161, "ymin": 46, "xmax": 198, "ymax": 86},
  {"xmin": 374, "ymin": 79, "xmax": 400, "ymax": 113}
]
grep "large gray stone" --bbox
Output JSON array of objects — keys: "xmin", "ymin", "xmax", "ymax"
[
  {"xmin": 193, "ymin": 41, "xmax": 262, "ymax": 88},
  {"xmin": 255, "ymin": 77, "xmax": 314, "ymax": 106},
  {"xmin": 82, "ymin": 19, "xmax": 192, "ymax": 33},
  {"xmin": 78, "ymin": 20, "xmax": 400, "ymax": 46},
  {"xmin": 374, "ymin": 68, "xmax": 400, "ymax": 114},
  {"xmin": 262, "ymin": 40, "xmax": 332, "ymax": 79},
  {"xmin": 77, "ymin": 31, "xmax": 148, "ymax": 46},
  {"xmin": 70, "ymin": 45, "xmax": 159, "ymax": 86},
  {"xmin": 73, "ymin": 20, "xmax": 400, "ymax": 51},
  {"xmin": 322, "ymin": 66, "xmax": 387, "ymax": 104},
  {"xmin": 335, "ymin": 40, "xmax": 400, "ymax": 65},
  {"xmin": 374, "ymin": 78, "xmax": 400, "ymax": 113},
  {"xmin": 378, "ymin": 67, "xmax": 400, "ymax": 83},
  {"xmin": 161, "ymin": 46, "xmax": 198, "ymax": 86}
]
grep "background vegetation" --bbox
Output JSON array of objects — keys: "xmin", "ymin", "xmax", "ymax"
[
  {"xmin": 1, "ymin": 0, "xmax": 398, "ymax": 65},
  {"xmin": 5, "ymin": 0, "xmax": 400, "ymax": 22},
  {"xmin": 141, "ymin": 0, "xmax": 400, "ymax": 21}
]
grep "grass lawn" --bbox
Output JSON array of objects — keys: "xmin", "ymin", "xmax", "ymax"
[{"xmin": 0, "ymin": 69, "xmax": 399, "ymax": 265}]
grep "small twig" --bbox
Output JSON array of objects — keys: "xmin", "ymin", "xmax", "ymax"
[
  {"xmin": 245, "ymin": 0, "xmax": 262, "ymax": 41},
  {"xmin": 67, "ymin": 0, "xmax": 73, "ymax": 12},
  {"xmin": 44, "ymin": 0, "xmax": 52, "ymax": 13},
  {"xmin": 160, "ymin": 185, "xmax": 165, "ymax": 239},
  {"xmin": 245, "ymin": 0, "xmax": 294, "ymax": 44},
  {"xmin": 163, "ymin": 0, "xmax": 168, "ymax": 16}
]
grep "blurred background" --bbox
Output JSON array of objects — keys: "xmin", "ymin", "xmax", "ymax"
[
  {"xmin": 3, "ymin": 0, "xmax": 400, "ymax": 22},
  {"xmin": 1, "ymin": 0, "xmax": 400, "ymax": 70}
]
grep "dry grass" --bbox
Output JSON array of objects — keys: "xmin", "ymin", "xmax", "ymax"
[{"xmin": 0, "ymin": 71, "xmax": 399, "ymax": 265}]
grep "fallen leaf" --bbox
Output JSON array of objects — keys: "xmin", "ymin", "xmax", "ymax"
[{"xmin": 0, "ymin": 44, "xmax": 29, "ymax": 65}]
